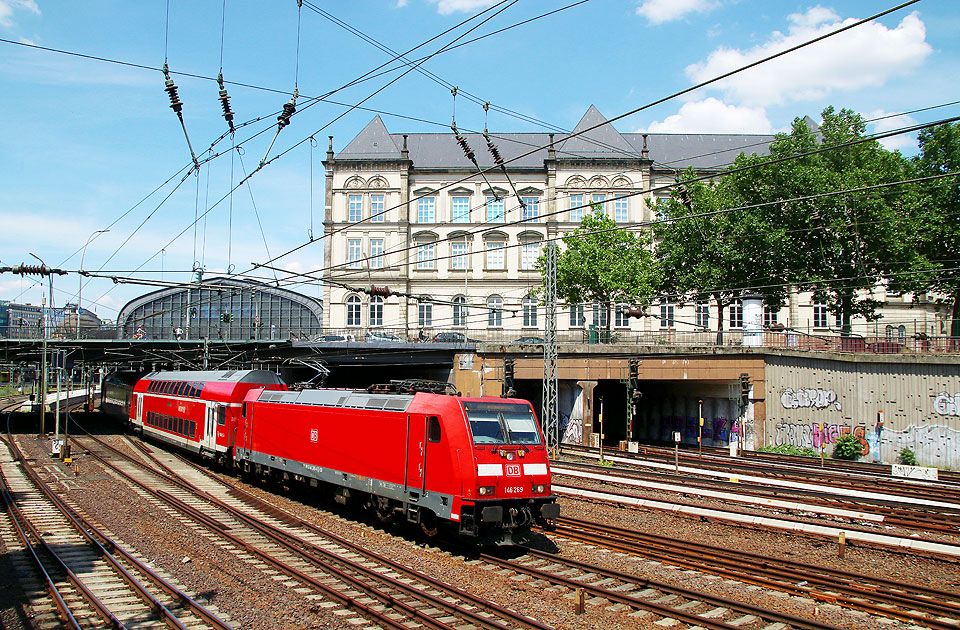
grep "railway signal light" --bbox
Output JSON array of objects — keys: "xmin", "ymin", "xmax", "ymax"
[
  {"xmin": 502, "ymin": 358, "xmax": 516, "ymax": 398},
  {"xmin": 739, "ymin": 373, "xmax": 750, "ymax": 406}
]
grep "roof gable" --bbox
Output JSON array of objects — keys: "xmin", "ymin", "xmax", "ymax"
[
  {"xmin": 337, "ymin": 115, "xmax": 402, "ymax": 160},
  {"xmin": 557, "ymin": 105, "xmax": 638, "ymax": 159}
]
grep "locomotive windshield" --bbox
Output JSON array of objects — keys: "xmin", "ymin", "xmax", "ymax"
[{"xmin": 462, "ymin": 401, "xmax": 542, "ymax": 445}]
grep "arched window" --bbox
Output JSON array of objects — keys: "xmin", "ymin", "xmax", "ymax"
[
  {"xmin": 523, "ymin": 296, "xmax": 538, "ymax": 327},
  {"xmin": 346, "ymin": 295, "xmax": 362, "ymax": 327},
  {"xmin": 369, "ymin": 296, "xmax": 383, "ymax": 327},
  {"xmin": 487, "ymin": 296, "xmax": 503, "ymax": 327},
  {"xmin": 453, "ymin": 296, "xmax": 468, "ymax": 327}
]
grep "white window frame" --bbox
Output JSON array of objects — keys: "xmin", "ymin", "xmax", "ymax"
[
  {"xmin": 451, "ymin": 241, "xmax": 468, "ymax": 270},
  {"xmin": 520, "ymin": 241, "xmax": 540, "ymax": 271},
  {"xmin": 451, "ymin": 196, "xmax": 470, "ymax": 223},
  {"xmin": 522, "ymin": 297, "xmax": 538, "ymax": 327},
  {"xmin": 813, "ymin": 303, "xmax": 829, "ymax": 329},
  {"xmin": 418, "ymin": 197, "xmax": 435, "ymax": 223},
  {"xmin": 346, "ymin": 295, "xmax": 362, "ymax": 327},
  {"xmin": 370, "ymin": 194, "xmax": 385, "ymax": 223},
  {"xmin": 569, "ymin": 194, "xmax": 584, "ymax": 223},
  {"xmin": 487, "ymin": 296, "xmax": 503, "ymax": 327},
  {"xmin": 659, "ymin": 302, "xmax": 675, "ymax": 330},
  {"xmin": 418, "ymin": 302, "xmax": 432, "ymax": 327},
  {"xmin": 591, "ymin": 193, "xmax": 607, "ymax": 216},
  {"xmin": 348, "ymin": 195, "xmax": 363, "ymax": 222},
  {"xmin": 569, "ymin": 303, "xmax": 585, "ymax": 327},
  {"xmin": 369, "ymin": 296, "xmax": 383, "ymax": 327},
  {"xmin": 453, "ymin": 296, "xmax": 468, "ymax": 327},
  {"xmin": 347, "ymin": 239, "xmax": 362, "ymax": 269},
  {"xmin": 486, "ymin": 197, "xmax": 505, "ymax": 223},
  {"xmin": 729, "ymin": 300, "xmax": 743, "ymax": 329},
  {"xmin": 485, "ymin": 240, "xmax": 506, "ymax": 270},
  {"xmin": 696, "ymin": 300, "xmax": 710, "ymax": 330},
  {"xmin": 416, "ymin": 242, "xmax": 435, "ymax": 270},
  {"xmin": 614, "ymin": 197, "xmax": 628, "ymax": 222},
  {"xmin": 521, "ymin": 197, "xmax": 539, "ymax": 222},
  {"xmin": 369, "ymin": 238, "xmax": 384, "ymax": 269}
]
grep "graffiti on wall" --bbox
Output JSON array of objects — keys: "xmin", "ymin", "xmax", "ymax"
[
  {"xmin": 562, "ymin": 415, "xmax": 582, "ymax": 445},
  {"xmin": 934, "ymin": 392, "xmax": 960, "ymax": 416},
  {"xmin": 775, "ymin": 421, "xmax": 869, "ymax": 455},
  {"xmin": 780, "ymin": 388, "xmax": 841, "ymax": 411}
]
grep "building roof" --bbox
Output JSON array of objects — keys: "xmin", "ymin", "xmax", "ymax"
[{"xmin": 335, "ymin": 106, "xmax": 777, "ymax": 171}]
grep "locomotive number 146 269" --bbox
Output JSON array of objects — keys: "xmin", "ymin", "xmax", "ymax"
[{"xmin": 503, "ymin": 486, "xmax": 525, "ymax": 494}]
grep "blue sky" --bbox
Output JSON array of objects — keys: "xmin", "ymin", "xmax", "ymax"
[{"xmin": 1, "ymin": 0, "xmax": 957, "ymax": 321}]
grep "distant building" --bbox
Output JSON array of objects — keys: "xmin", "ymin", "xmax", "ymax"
[
  {"xmin": 323, "ymin": 106, "xmax": 940, "ymax": 341},
  {"xmin": 116, "ymin": 277, "xmax": 324, "ymax": 341},
  {"xmin": 1, "ymin": 300, "xmax": 102, "ymax": 339}
]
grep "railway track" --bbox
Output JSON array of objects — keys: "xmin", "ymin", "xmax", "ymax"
[
  {"xmin": 547, "ymin": 515, "xmax": 960, "ymax": 629},
  {"xmin": 0, "ymin": 429, "xmax": 234, "ymax": 629},
  {"xmin": 560, "ymin": 444, "xmax": 960, "ymax": 502},
  {"xmin": 553, "ymin": 458, "xmax": 960, "ymax": 536},
  {"xmin": 74, "ymin": 431, "xmax": 557, "ymax": 630}
]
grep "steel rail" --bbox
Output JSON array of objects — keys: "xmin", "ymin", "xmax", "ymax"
[
  {"xmin": 77, "ymin": 432, "xmax": 554, "ymax": 630},
  {"xmin": 552, "ymin": 516, "xmax": 960, "ymax": 629},
  {"xmin": 479, "ymin": 549, "xmax": 845, "ymax": 630},
  {"xmin": 2, "ymin": 431, "xmax": 233, "ymax": 630}
]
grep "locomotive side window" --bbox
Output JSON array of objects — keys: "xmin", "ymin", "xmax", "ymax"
[
  {"xmin": 241, "ymin": 403, "xmax": 247, "ymax": 418},
  {"xmin": 462, "ymin": 401, "xmax": 542, "ymax": 445},
  {"xmin": 428, "ymin": 416, "xmax": 442, "ymax": 442},
  {"xmin": 217, "ymin": 405, "xmax": 226, "ymax": 426}
]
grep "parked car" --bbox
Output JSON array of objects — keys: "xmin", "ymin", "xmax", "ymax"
[
  {"xmin": 365, "ymin": 330, "xmax": 404, "ymax": 342},
  {"xmin": 315, "ymin": 333, "xmax": 356, "ymax": 342},
  {"xmin": 511, "ymin": 336, "xmax": 545, "ymax": 344},
  {"xmin": 431, "ymin": 332, "xmax": 478, "ymax": 343}
]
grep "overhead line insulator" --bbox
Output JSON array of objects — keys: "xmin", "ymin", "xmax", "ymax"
[
  {"xmin": 451, "ymin": 121, "xmax": 498, "ymax": 198},
  {"xmin": 217, "ymin": 73, "xmax": 235, "ymax": 133},
  {"xmin": 162, "ymin": 62, "xmax": 200, "ymax": 170},
  {"xmin": 261, "ymin": 88, "xmax": 298, "ymax": 167}
]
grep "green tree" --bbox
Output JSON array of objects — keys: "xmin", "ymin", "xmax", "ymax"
[
  {"xmin": 538, "ymin": 206, "xmax": 658, "ymax": 332},
  {"xmin": 913, "ymin": 122, "xmax": 960, "ymax": 339},
  {"xmin": 654, "ymin": 169, "xmax": 791, "ymax": 344},
  {"xmin": 728, "ymin": 107, "xmax": 923, "ymax": 335}
]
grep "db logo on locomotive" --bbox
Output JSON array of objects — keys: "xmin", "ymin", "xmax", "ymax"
[{"xmin": 505, "ymin": 463, "xmax": 521, "ymax": 476}]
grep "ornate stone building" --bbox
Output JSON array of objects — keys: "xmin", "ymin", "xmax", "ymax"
[{"xmin": 322, "ymin": 106, "xmax": 942, "ymax": 343}]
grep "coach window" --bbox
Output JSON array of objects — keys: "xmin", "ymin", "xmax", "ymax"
[
  {"xmin": 195, "ymin": 383, "xmax": 204, "ymax": 397},
  {"xmin": 174, "ymin": 382, "xmax": 184, "ymax": 396},
  {"xmin": 217, "ymin": 406, "xmax": 226, "ymax": 426},
  {"xmin": 179, "ymin": 417, "xmax": 185, "ymax": 435},
  {"xmin": 428, "ymin": 416, "xmax": 442, "ymax": 443}
]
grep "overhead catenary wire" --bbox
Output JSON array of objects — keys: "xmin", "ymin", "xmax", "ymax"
[
  {"xmin": 20, "ymin": 1, "xmax": 936, "ymax": 320},
  {"xmin": 254, "ymin": 0, "xmax": 927, "ymax": 272}
]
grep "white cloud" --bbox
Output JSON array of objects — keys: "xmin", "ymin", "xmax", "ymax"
[
  {"xmin": 646, "ymin": 98, "xmax": 773, "ymax": 134},
  {"xmin": 686, "ymin": 9, "xmax": 932, "ymax": 107},
  {"xmin": 0, "ymin": 0, "xmax": 40, "ymax": 28},
  {"xmin": 635, "ymin": 0, "xmax": 720, "ymax": 24},
  {"xmin": 864, "ymin": 109, "xmax": 918, "ymax": 153},
  {"xmin": 430, "ymin": 0, "xmax": 498, "ymax": 15},
  {"xmin": 394, "ymin": 0, "xmax": 409, "ymax": 7}
]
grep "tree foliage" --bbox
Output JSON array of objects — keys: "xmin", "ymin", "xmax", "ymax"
[
  {"xmin": 912, "ymin": 122, "xmax": 960, "ymax": 338},
  {"xmin": 538, "ymin": 207, "xmax": 659, "ymax": 329},
  {"xmin": 654, "ymin": 168, "xmax": 790, "ymax": 342},
  {"xmin": 727, "ymin": 107, "xmax": 922, "ymax": 334}
]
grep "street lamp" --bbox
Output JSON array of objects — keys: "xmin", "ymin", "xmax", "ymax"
[{"xmin": 78, "ymin": 229, "xmax": 108, "ymax": 339}]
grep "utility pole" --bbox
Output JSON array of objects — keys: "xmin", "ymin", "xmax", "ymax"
[
  {"xmin": 78, "ymin": 229, "xmax": 108, "ymax": 338},
  {"xmin": 542, "ymin": 243, "xmax": 558, "ymax": 455},
  {"xmin": 2, "ymin": 259, "xmax": 67, "ymax": 435}
]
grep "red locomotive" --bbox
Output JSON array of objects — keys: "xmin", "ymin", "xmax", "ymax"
[{"xmin": 126, "ymin": 369, "xmax": 558, "ymax": 543}]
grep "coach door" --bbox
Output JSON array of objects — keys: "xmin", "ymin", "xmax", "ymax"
[
  {"xmin": 405, "ymin": 415, "xmax": 427, "ymax": 497},
  {"xmin": 134, "ymin": 394, "xmax": 143, "ymax": 427},
  {"xmin": 203, "ymin": 402, "xmax": 220, "ymax": 452}
]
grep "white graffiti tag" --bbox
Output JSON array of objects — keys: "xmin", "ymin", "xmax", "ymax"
[
  {"xmin": 780, "ymin": 388, "xmax": 841, "ymax": 411},
  {"xmin": 934, "ymin": 392, "xmax": 960, "ymax": 417}
]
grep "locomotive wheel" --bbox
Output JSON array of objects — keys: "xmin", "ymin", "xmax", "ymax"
[{"xmin": 420, "ymin": 511, "xmax": 439, "ymax": 537}]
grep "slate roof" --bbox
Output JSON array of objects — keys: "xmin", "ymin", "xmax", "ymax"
[{"xmin": 335, "ymin": 106, "xmax": 778, "ymax": 171}]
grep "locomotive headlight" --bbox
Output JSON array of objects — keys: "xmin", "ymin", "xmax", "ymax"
[
  {"xmin": 533, "ymin": 484, "xmax": 546, "ymax": 494},
  {"xmin": 478, "ymin": 486, "xmax": 495, "ymax": 496}
]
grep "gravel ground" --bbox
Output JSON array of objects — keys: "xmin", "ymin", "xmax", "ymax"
[{"xmin": 4, "ymin": 427, "xmax": 959, "ymax": 630}]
